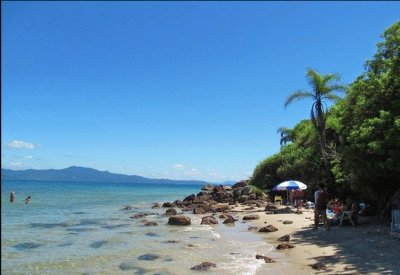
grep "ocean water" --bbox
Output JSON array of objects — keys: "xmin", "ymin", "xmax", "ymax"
[{"xmin": 1, "ymin": 180, "xmax": 274, "ymax": 275}]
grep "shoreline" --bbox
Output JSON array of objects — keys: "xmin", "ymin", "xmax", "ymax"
[
  {"xmin": 166, "ymin": 183, "xmax": 400, "ymax": 274},
  {"xmin": 216, "ymin": 204, "xmax": 400, "ymax": 274}
]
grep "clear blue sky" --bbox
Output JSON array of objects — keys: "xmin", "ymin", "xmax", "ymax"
[{"xmin": 2, "ymin": 1, "xmax": 399, "ymax": 182}]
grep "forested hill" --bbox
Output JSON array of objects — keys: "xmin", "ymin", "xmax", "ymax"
[{"xmin": 1, "ymin": 166, "xmax": 208, "ymax": 185}]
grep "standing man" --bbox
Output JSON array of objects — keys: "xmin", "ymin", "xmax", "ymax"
[{"xmin": 314, "ymin": 183, "xmax": 328, "ymax": 229}]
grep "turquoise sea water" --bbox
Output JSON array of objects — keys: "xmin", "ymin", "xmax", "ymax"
[{"xmin": 1, "ymin": 180, "xmax": 274, "ymax": 275}]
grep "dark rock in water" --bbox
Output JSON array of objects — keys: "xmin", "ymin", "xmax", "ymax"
[
  {"xmin": 223, "ymin": 217, "xmax": 235, "ymax": 224},
  {"xmin": 256, "ymin": 254, "xmax": 276, "ymax": 263},
  {"xmin": 201, "ymin": 216, "xmax": 218, "ymax": 225},
  {"xmin": 162, "ymin": 202, "xmax": 174, "ymax": 208},
  {"xmin": 277, "ymin": 234, "xmax": 291, "ymax": 242},
  {"xmin": 243, "ymin": 214, "xmax": 260, "ymax": 220},
  {"xmin": 14, "ymin": 242, "xmax": 42, "ymax": 250},
  {"xmin": 152, "ymin": 202, "xmax": 162, "ymax": 209},
  {"xmin": 219, "ymin": 214, "xmax": 234, "ymax": 220},
  {"xmin": 166, "ymin": 208, "xmax": 177, "ymax": 217},
  {"xmin": 190, "ymin": 262, "xmax": 217, "ymax": 271},
  {"xmin": 168, "ymin": 215, "xmax": 191, "ymax": 226},
  {"xmin": 102, "ymin": 224, "xmax": 130, "ymax": 230},
  {"xmin": 119, "ymin": 263, "xmax": 148, "ymax": 273},
  {"xmin": 137, "ymin": 253, "xmax": 159, "ymax": 261},
  {"xmin": 259, "ymin": 225, "xmax": 278, "ymax": 232},
  {"xmin": 58, "ymin": 242, "xmax": 73, "ymax": 247},
  {"xmin": 130, "ymin": 212, "xmax": 153, "ymax": 219},
  {"xmin": 283, "ymin": 220, "xmax": 293, "ymax": 224},
  {"xmin": 122, "ymin": 206, "xmax": 132, "ymax": 211},
  {"xmin": 90, "ymin": 240, "xmax": 107, "ymax": 248},
  {"xmin": 30, "ymin": 222, "xmax": 71, "ymax": 229},
  {"xmin": 144, "ymin": 221, "xmax": 158, "ymax": 226},
  {"xmin": 276, "ymin": 243, "xmax": 295, "ymax": 250},
  {"xmin": 66, "ymin": 227, "xmax": 95, "ymax": 233},
  {"xmin": 165, "ymin": 240, "xmax": 180, "ymax": 243},
  {"xmin": 163, "ymin": 258, "xmax": 174, "ymax": 262},
  {"xmin": 73, "ymin": 211, "xmax": 85, "ymax": 215},
  {"xmin": 248, "ymin": 226, "xmax": 259, "ymax": 231},
  {"xmin": 145, "ymin": 232, "xmax": 160, "ymax": 237}
]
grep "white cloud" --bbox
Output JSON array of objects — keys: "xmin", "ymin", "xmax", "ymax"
[
  {"xmin": 24, "ymin": 156, "xmax": 33, "ymax": 159},
  {"xmin": 7, "ymin": 140, "xmax": 35, "ymax": 149},
  {"xmin": 173, "ymin": 164, "xmax": 185, "ymax": 169},
  {"xmin": 10, "ymin": 162, "xmax": 23, "ymax": 168}
]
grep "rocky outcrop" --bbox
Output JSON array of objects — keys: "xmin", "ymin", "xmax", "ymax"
[
  {"xmin": 168, "ymin": 216, "xmax": 191, "ymax": 226},
  {"xmin": 161, "ymin": 181, "xmax": 270, "ymax": 217},
  {"xmin": 259, "ymin": 225, "xmax": 278, "ymax": 232},
  {"xmin": 190, "ymin": 262, "xmax": 217, "ymax": 271}
]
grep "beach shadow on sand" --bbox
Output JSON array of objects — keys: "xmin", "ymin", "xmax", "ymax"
[{"xmin": 291, "ymin": 217, "xmax": 400, "ymax": 274}]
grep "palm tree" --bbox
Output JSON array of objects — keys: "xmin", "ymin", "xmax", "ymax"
[
  {"xmin": 277, "ymin": 127, "xmax": 294, "ymax": 146},
  {"xmin": 284, "ymin": 68, "xmax": 345, "ymax": 164}
]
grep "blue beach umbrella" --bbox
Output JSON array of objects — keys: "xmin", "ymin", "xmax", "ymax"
[
  {"xmin": 273, "ymin": 180, "xmax": 307, "ymax": 204},
  {"xmin": 273, "ymin": 180, "xmax": 307, "ymax": 191}
]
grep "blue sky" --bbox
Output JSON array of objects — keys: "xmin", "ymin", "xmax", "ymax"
[{"xmin": 2, "ymin": 2, "xmax": 399, "ymax": 182}]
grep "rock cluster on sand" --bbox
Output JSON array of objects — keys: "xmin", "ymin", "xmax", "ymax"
[
  {"xmin": 168, "ymin": 215, "xmax": 191, "ymax": 226},
  {"xmin": 258, "ymin": 225, "xmax": 278, "ymax": 232},
  {"xmin": 276, "ymin": 243, "xmax": 295, "ymax": 250},
  {"xmin": 160, "ymin": 180, "xmax": 270, "ymax": 219}
]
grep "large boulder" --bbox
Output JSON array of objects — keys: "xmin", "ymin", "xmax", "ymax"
[
  {"xmin": 201, "ymin": 216, "xmax": 218, "ymax": 225},
  {"xmin": 183, "ymin": 194, "xmax": 196, "ymax": 203},
  {"xmin": 166, "ymin": 208, "xmax": 177, "ymax": 217},
  {"xmin": 162, "ymin": 202, "xmax": 174, "ymax": 208},
  {"xmin": 277, "ymin": 234, "xmax": 291, "ymax": 242},
  {"xmin": 243, "ymin": 214, "xmax": 260, "ymax": 220},
  {"xmin": 168, "ymin": 215, "xmax": 191, "ymax": 226},
  {"xmin": 223, "ymin": 217, "xmax": 235, "ymax": 224},
  {"xmin": 210, "ymin": 203, "xmax": 230, "ymax": 212},
  {"xmin": 241, "ymin": 186, "xmax": 252, "ymax": 195},
  {"xmin": 193, "ymin": 207, "xmax": 206, "ymax": 214},
  {"xmin": 259, "ymin": 225, "xmax": 278, "ymax": 232},
  {"xmin": 238, "ymin": 195, "xmax": 249, "ymax": 203},
  {"xmin": 232, "ymin": 180, "xmax": 248, "ymax": 189}
]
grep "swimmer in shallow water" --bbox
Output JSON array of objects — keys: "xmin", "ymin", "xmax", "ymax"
[
  {"xmin": 24, "ymin": 196, "xmax": 31, "ymax": 204},
  {"xmin": 10, "ymin": 192, "xmax": 16, "ymax": 203}
]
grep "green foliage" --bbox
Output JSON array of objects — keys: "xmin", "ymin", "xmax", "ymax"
[
  {"xmin": 338, "ymin": 21, "xmax": 400, "ymax": 213},
  {"xmin": 249, "ymin": 185, "xmax": 266, "ymax": 197},
  {"xmin": 251, "ymin": 21, "xmax": 400, "ymax": 217}
]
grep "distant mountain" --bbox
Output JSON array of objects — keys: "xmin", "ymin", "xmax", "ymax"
[{"xmin": 1, "ymin": 166, "xmax": 208, "ymax": 185}]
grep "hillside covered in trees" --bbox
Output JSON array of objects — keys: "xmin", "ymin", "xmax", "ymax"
[{"xmin": 250, "ymin": 21, "xmax": 400, "ymax": 218}]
